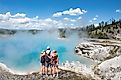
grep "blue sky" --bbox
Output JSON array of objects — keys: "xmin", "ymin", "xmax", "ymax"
[{"xmin": 0, "ymin": 0, "xmax": 121, "ymax": 29}]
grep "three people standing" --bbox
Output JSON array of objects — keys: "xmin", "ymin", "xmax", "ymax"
[{"xmin": 40, "ymin": 46, "xmax": 59, "ymax": 77}]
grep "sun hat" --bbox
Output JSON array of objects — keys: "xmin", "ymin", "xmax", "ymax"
[
  {"xmin": 47, "ymin": 46, "xmax": 50, "ymax": 50},
  {"xmin": 53, "ymin": 50, "xmax": 57, "ymax": 53},
  {"xmin": 41, "ymin": 50, "xmax": 45, "ymax": 54}
]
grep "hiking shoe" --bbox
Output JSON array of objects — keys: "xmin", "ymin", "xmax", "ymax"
[
  {"xmin": 56, "ymin": 74, "xmax": 59, "ymax": 78},
  {"xmin": 45, "ymin": 74, "xmax": 48, "ymax": 77},
  {"xmin": 52, "ymin": 74, "xmax": 56, "ymax": 78}
]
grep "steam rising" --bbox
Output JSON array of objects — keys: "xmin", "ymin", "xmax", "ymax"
[{"xmin": 0, "ymin": 30, "xmax": 92, "ymax": 72}]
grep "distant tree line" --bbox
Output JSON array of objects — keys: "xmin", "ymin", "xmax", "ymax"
[{"xmin": 85, "ymin": 19, "xmax": 121, "ymax": 39}]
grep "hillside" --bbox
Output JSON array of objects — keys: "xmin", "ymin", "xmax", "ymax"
[{"xmin": 87, "ymin": 19, "xmax": 121, "ymax": 40}]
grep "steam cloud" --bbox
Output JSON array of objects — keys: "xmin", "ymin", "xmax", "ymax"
[{"xmin": 0, "ymin": 30, "xmax": 92, "ymax": 72}]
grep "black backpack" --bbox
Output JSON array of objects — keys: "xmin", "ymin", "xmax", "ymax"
[
  {"xmin": 45, "ymin": 54, "xmax": 51, "ymax": 63},
  {"xmin": 41, "ymin": 55, "xmax": 45, "ymax": 63}
]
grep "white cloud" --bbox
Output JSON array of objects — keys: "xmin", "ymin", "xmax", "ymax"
[
  {"xmin": 93, "ymin": 17, "xmax": 97, "ymax": 21},
  {"xmin": 64, "ymin": 17, "xmax": 69, "ymax": 21},
  {"xmin": 63, "ymin": 17, "xmax": 76, "ymax": 22},
  {"xmin": 44, "ymin": 18, "xmax": 53, "ymax": 22},
  {"xmin": 0, "ymin": 12, "xmax": 64, "ymax": 30},
  {"xmin": 70, "ymin": 19, "xmax": 76, "ymax": 22},
  {"xmin": 116, "ymin": 9, "xmax": 121, "ymax": 13},
  {"xmin": 0, "ymin": 12, "xmax": 87, "ymax": 29},
  {"xmin": 89, "ymin": 15, "xmax": 99, "ymax": 23},
  {"xmin": 94, "ymin": 24, "xmax": 99, "ymax": 27},
  {"xmin": 53, "ymin": 12, "xmax": 63, "ymax": 17},
  {"xmin": 95, "ymin": 15, "xmax": 99, "ymax": 17},
  {"xmin": 10, "ymin": 18, "xmax": 31, "ymax": 24},
  {"xmin": 35, "ymin": 16, "xmax": 39, "ymax": 19},
  {"xmin": 12, "ymin": 13, "xmax": 26, "ymax": 18},
  {"xmin": 0, "ymin": 12, "xmax": 11, "ymax": 20},
  {"xmin": 53, "ymin": 8, "xmax": 87, "ymax": 17},
  {"xmin": 89, "ymin": 20, "xmax": 92, "ymax": 23},
  {"xmin": 78, "ymin": 16, "xmax": 82, "ymax": 20},
  {"xmin": 70, "ymin": 23, "xmax": 74, "ymax": 26}
]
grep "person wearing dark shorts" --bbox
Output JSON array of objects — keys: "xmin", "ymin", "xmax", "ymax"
[
  {"xmin": 44, "ymin": 46, "xmax": 52, "ymax": 76},
  {"xmin": 40, "ymin": 50, "xmax": 46, "ymax": 75},
  {"xmin": 45, "ymin": 52, "xmax": 52, "ymax": 75}
]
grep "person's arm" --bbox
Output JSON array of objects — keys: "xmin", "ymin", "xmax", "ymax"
[
  {"xmin": 40, "ymin": 54, "xmax": 43, "ymax": 59},
  {"xmin": 56, "ymin": 55, "xmax": 59, "ymax": 65},
  {"xmin": 57, "ymin": 58, "xmax": 59, "ymax": 64}
]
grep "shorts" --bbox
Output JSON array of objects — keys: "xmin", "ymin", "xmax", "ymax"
[
  {"xmin": 52, "ymin": 63, "xmax": 58, "ymax": 67},
  {"xmin": 45, "ymin": 62, "xmax": 51, "ymax": 68},
  {"xmin": 41, "ymin": 62, "xmax": 45, "ymax": 66}
]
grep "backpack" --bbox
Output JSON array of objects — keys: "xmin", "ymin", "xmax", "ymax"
[
  {"xmin": 41, "ymin": 55, "xmax": 45, "ymax": 63},
  {"xmin": 52, "ymin": 55, "xmax": 58, "ymax": 64},
  {"xmin": 45, "ymin": 54, "xmax": 51, "ymax": 63}
]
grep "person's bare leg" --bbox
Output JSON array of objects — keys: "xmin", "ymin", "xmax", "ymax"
[
  {"xmin": 43, "ymin": 66, "xmax": 45, "ymax": 74},
  {"xmin": 52, "ymin": 66, "xmax": 54, "ymax": 76},
  {"xmin": 41, "ymin": 66, "xmax": 44, "ymax": 75},
  {"xmin": 56, "ymin": 66, "xmax": 58, "ymax": 77},
  {"xmin": 52, "ymin": 66, "xmax": 56, "ymax": 77},
  {"xmin": 48, "ymin": 64, "xmax": 52, "ymax": 75},
  {"xmin": 40, "ymin": 66, "xmax": 42, "ymax": 74},
  {"xmin": 48, "ymin": 66, "xmax": 50, "ymax": 75},
  {"xmin": 45, "ymin": 67, "xmax": 48, "ymax": 75},
  {"xmin": 47, "ymin": 67, "xmax": 50, "ymax": 75},
  {"xmin": 50, "ymin": 66, "xmax": 52, "ymax": 75}
]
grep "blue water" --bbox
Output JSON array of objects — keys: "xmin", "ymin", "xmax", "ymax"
[{"xmin": 0, "ymin": 31, "xmax": 93, "ymax": 72}]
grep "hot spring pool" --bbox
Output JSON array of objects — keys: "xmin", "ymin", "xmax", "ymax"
[{"xmin": 0, "ymin": 31, "xmax": 93, "ymax": 72}]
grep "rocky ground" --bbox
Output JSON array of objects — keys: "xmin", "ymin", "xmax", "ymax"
[
  {"xmin": 0, "ymin": 64, "xmax": 94, "ymax": 80},
  {"xmin": 75, "ymin": 39, "xmax": 121, "ymax": 80}
]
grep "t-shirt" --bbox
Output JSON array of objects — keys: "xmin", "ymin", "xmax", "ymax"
[{"xmin": 46, "ymin": 50, "xmax": 51, "ymax": 54}]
